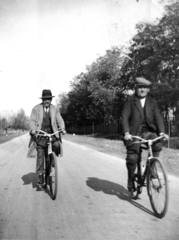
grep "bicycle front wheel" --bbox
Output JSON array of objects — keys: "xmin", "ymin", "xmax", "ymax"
[
  {"xmin": 147, "ymin": 157, "xmax": 169, "ymax": 218},
  {"xmin": 49, "ymin": 152, "xmax": 58, "ymax": 200}
]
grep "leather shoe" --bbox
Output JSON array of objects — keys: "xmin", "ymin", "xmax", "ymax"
[
  {"xmin": 129, "ymin": 190, "xmax": 136, "ymax": 199},
  {"xmin": 38, "ymin": 174, "xmax": 43, "ymax": 184},
  {"xmin": 127, "ymin": 178, "xmax": 135, "ymax": 191}
]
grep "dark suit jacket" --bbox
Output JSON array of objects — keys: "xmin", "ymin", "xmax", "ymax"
[{"xmin": 121, "ymin": 94, "xmax": 165, "ymax": 136}]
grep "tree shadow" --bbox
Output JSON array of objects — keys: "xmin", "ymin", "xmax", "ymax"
[
  {"xmin": 21, "ymin": 172, "xmax": 41, "ymax": 191},
  {"xmin": 86, "ymin": 177, "xmax": 155, "ymax": 217}
]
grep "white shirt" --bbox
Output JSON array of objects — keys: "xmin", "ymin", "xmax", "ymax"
[
  {"xmin": 140, "ymin": 98, "xmax": 146, "ymax": 108},
  {"xmin": 44, "ymin": 107, "xmax": 49, "ymax": 113}
]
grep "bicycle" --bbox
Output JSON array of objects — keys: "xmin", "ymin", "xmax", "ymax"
[
  {"xmin": 130, "ymin": 135, "xmax": 169, "ymax": 218},
  {"xmin": 36, "ymin": 129, "xmax": 63, "ymax": 200}
]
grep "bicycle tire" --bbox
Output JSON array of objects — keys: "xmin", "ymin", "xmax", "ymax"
[
  {"xmin": 42, "ymin": 155, "xmax": 48, "ymax": 188},
  {"xmin": 147, "ymin": 157, "xmax": 169, "ymax": 218},
  {"xmin": 49, "ymin": 152, "xmax": 58, "ymax": 200}
]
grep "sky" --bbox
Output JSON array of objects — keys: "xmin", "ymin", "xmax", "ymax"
[{"xmin": 0, "ymin": 0, "xmax": 166, "ymax": 116}]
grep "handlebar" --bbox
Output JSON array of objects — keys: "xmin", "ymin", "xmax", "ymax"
[
  {"xmin": 131, "ymin": 135, "xmax": 166, "ymax": 146},
  {"xmin": 36, "ymin": 129, "xmax": 65, "ymax": 138}
]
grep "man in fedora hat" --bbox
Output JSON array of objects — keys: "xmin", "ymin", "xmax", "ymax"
[
  {"xmin": 121, "ymin": 77, "xmax": 168, "ymax": 197},
  {"xmin": 29, "ymin": 89, "xmax": 66, "ymax": 184}
]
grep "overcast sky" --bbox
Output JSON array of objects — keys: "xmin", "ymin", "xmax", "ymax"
[{"xmin": 0, "ymin": 0, "xmax": 166, "ymax": 116}]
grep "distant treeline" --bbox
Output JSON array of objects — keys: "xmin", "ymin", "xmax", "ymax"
[{"xmin": 0, "ymin": 109, "xmax": 29, "ymax": 131}]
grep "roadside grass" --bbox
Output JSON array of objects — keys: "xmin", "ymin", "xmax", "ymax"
[
  {"xmin": 1, "ymin": 131, "xmax": 178, "ymax": 177},
  {"xmin": 63, "ymin": 133, "xmax": 179, "ymax": 177},
  {"xmin": 0, "ymin": 131, "xmax": 26, "ymax": 145}
]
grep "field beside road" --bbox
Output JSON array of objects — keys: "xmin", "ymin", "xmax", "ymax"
[
  {"xmin": 0, "ymin": 130, "xmax": 26, "ymax": 145},
  {"xmin": 63, "ymin": 134, "xmax": 179, "ymax": 177},
  {"xmin": 1, "ymin": 132, "xmax": 178, "ymax": 178}
]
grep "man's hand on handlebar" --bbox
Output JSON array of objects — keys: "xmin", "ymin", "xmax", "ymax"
[
  {"xmin": 124, "ymin": 132, "xmax": 169, "ymax": 142},
  {"xmin": 30, "ymin": 130, "xmax": 36, "ymax": 136},
  {"xmin": 59, "ymin": 128, "xmax": 66, "ymax": 135},
  {"xmin": 124, "ymin": 132, "xmax": 132, "ymax": 141},
  {"xmin": 159, "ymin": 132, "xmax": 169, "ymax": 140}
]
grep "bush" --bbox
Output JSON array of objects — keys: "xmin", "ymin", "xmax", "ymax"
[{"xmin": 162, "ymin": 137, "xmax": 179, "ymax": 149}]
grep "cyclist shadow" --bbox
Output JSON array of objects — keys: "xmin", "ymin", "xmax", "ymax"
[
  {"xmin": 86, "ymin": 177, "xmax": 155, "ymax": 217},
  {"xmin": 21, "ymin": 173, "xmax": 53, "ymax": 198},
  {"xmin": 21, "ymin": 172, "xmax": 41, "ymax": 191}
]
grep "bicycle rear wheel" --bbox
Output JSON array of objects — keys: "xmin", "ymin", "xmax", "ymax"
[
  {"xmin": 49, "ymin": 152, "xmax": 58, "ymax": 200},
  {"xmin": 147, "ymin": 157, "xmax": 169, "ymax": 218}
]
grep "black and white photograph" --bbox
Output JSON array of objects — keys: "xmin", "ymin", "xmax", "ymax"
[{"xmin": 0, "ymin": 0, "xmax": 179, "ymax": 239}]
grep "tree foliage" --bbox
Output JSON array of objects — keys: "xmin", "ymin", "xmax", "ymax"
[
  {"xmin": 60, "ymin": 1, "xmax": 179, "ymax": 134},
  {"xmin": 12, "ymin": 109, "xmax": 29, "ymax": 130},
  {"xmin": 120, "ymin": 0, "xmax": 179, "ymax": 120},
  {"xmin": 0, "ymin": 109, "xmax": 29, "ymax": 130},
  {"xmin": 60, "ymin": 47, "xmax": 126, "ymax": 127}
]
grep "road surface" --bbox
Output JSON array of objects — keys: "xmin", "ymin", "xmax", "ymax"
[{"xmin": 0, "ymin": 134, "xmax": 179, "ymax": 240}]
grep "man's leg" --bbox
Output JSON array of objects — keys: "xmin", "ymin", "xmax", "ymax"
[
  {"xmin": 143, "ymin": 132, "xmax": 162, "ymax": 154},
  {"xmin": 143, "ymin": 132, "xmax": 162, "ymax": 178},
  {"xmin": 52, "ymin": 140, "xmax": 61, "ymax": 156},
  {"xmin": 126, "ymin": 150, "xmax": 139, "ymax": 191},
  {"xmin": 124, "ymin": 139, "xmax": 140, "ymax": 193},
  {"xmin": 36, "ymin": 146, "xmax": 45, "ymax": 183}
]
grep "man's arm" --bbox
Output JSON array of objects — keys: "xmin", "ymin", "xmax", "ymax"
[
  {"xmin": 153, "ymin": 101, "xmax": 169, "ymax": 139},
  {"xmin": 29, "ymin": 107, "xmax": 38, "ymax": 134},
  {"xmin": 121, "ymin": 96, "xmax": 132, "ymax": 134},
  {"xmin": 153, "ymin": 101, "xmax": 165, "ymax": 134},
  {"xmin": 55, "ymin": 107, "xmax": 65, "ymax": 132}
]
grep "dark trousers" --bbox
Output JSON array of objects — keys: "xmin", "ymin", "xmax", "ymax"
[
  {"xmin": 125, "ymin": 132, "xmax": 162, "ymax": 181},
  {"xmin": 36, "ymin": 138, "xmax": 60, "ymax": 174}
]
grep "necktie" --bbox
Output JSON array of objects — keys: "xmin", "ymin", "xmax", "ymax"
[{"xmin": 45, "ymin": 108, "xmax": 49, "ymax": 113}]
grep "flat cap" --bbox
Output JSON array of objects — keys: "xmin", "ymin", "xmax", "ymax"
[{"xmin": 135, "ymin": 77, "xmax": 151, "ymax": 86}]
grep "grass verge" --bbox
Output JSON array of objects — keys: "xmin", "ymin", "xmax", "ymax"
[
  {"xmin": 63, "ymin": 133, "xmax": 179, "ymax": 178},
  {"xmin": 0, "ymin": 131, "xmax": 26, "ymax": 145}
]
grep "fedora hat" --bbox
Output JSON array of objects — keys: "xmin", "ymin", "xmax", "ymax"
[{"xmin": 40, "ymin": 89, "xmax": 55, "ymax": 99}]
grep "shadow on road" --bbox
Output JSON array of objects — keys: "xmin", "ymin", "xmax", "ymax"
[
  {"xmin": 86, "ymin": 177, "xmax": 155, "ymax": 217},
  {"xmin": 21, "ymin": 173, "xmax": 54, "ymax": 199},
  {"xmin": 21, "ymin": 172, "xmax": 41, "ymax": 191}
]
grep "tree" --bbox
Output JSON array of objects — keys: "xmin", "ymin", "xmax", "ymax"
[
  {"xmin": 119, "ymin": 0, "xmax": 179, "ymax": 135},
  {"xmin": 60, "ymin": 47, "xmax": 126, "ymax": 128},
  {"xmin": 12, "ymin": 109, "xmax": 29, "ymax": 130},
  {"xmin": 59, "ymin": 1, "xmax": 179, "ymax": 135},
  {"xmin": 0, "ymin": 118, "xmax": 8, "ymax": 129}
]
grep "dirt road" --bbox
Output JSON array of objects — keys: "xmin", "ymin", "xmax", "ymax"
[{"xmin": 0, "ymin": 134, "xmax": 179, "ymax": 240}]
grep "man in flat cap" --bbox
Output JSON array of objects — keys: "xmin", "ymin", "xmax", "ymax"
[
  {"xmin": 121, "ymin": 77, "xmax": 168, "ymax": 197},
  {"xmin": 29, "ymin": 89, "xmax": 66, "ymax": 184}
]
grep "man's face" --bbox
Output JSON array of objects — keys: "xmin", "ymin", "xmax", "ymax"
[
  {"xmin": 135, "ymin": 85, "xmax": 150, "ymax": 99},
  {"xmin": 43, "ymin": 98, "xmax": 52, "ymax": 108}
]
